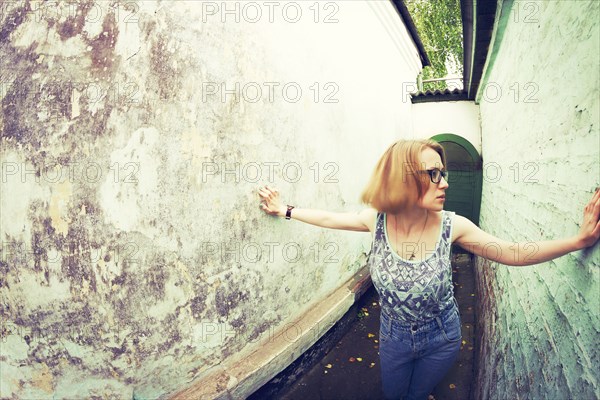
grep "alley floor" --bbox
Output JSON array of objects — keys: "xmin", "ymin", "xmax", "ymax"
[{"xmin": 270, "ymin": 253, "xmax": 477, "ymax": 400}]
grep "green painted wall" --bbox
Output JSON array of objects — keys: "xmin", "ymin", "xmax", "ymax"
[{"xmin": 475, "ymin": 1, "xmax": 599, "ymax": 398}]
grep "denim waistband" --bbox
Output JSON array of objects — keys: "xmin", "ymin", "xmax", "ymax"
[{"xmin": 380, "ymin": 298, "xmax": 459, "ymax": 334}]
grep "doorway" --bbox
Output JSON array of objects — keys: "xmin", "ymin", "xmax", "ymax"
[{"xmin": 431, "ymin": 134, "xmax": 482, "ymax": 226}]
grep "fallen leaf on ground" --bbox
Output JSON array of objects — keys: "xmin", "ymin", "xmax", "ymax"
[
  {"xmin": 368, "ymin": 333, "xmax": 375, "ymax": 338},
  {"xmin": 370, "ymin": 362, "xmax": 376, "ymax": 368},
  {"xmin": 356, "ymin": 357, "xmax": 363, "ymax": 362},
  {"xmin": 349, "ymin": 357, "xmax": 356, "ymax": 362},
  {"xmin": 325, "ymin": 364, "xmax": 332, "ymax": 369},
  {"xmin": 462, "ymin": 340, "xmax": 467, "ymax": 345},
  {"xmin": 449, "ymin": 384, "xmax": 456, "ymax": 389}
]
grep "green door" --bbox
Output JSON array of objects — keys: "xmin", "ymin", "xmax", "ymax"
[{"xmin": 431, "ymin": 134, "xmax": 482, "ymax": 226}]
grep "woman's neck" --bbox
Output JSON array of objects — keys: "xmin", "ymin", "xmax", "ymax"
[{"xmin": 389, "ymin": 207, "xmax": 430, "ymax": 235}]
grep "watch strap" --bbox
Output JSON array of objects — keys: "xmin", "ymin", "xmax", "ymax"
[{"xmin": 285, "ymin": 205, "xmax": 295, "ymax": 220}]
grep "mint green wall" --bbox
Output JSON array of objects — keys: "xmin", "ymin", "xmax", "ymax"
[{"xmin": 475, "ymin": 1, "xmax": 599, "ymax": 398}]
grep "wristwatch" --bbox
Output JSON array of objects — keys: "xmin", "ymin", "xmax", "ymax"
[{"xmin": 285, "ymin": 205, "xmax": 295, "ymax": 220}]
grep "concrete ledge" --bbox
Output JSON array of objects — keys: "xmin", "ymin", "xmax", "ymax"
[{"xmin": 168, "ymin": 265, "xmax": 372, "ymax": 400}]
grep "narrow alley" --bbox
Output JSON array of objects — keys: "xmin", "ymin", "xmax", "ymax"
[{"xmin": 2, "ymin": 1, "xmax": 597, "ymax": 398}]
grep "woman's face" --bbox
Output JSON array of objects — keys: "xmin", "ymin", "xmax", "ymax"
[{"xmin": 417, "ymin": 147, "xmax": 449, "ymax": 211}]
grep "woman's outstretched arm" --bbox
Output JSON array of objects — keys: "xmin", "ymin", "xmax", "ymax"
[
  {"xmin": 452, "ymin": 188, "xmax": 600, "ymax": 266},
  {"xmin": 258, "ymin": 185, "xmax": 376, "ymax": 232}
]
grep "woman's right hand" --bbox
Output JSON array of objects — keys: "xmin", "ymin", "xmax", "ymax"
[{"xmin": 258, "ymin": 185, "xmax": 286, "ymax": 217}]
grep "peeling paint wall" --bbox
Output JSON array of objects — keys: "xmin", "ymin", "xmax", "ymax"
[
  {"xmin": 0, "ymin": 1, "xmax": 422, "ymax": 397},
  {"xmin": 474, "ymin": 1, "xmax": 599, "ymax": 399},
  {"xmin": 412, "ymin": 101, "xmax": 482, "ymax": 153}
]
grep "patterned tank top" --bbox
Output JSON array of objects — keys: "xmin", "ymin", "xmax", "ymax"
[{"xmin": 369, "ymin": 210, "xmax": 455, "ymax": 324}]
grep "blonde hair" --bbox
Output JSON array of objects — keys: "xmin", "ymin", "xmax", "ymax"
[{"xmin": 360, "ymin": 139, "xmax": 446, "ymax": 213}]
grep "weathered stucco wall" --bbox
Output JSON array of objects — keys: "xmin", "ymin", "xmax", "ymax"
[
  {"xmin": 475, "ymin": 1, "xmax": 599, "ymax": 399},
  {"xmin": 0, "ymin": 1, "xmax": 421, "ymax": 397}
]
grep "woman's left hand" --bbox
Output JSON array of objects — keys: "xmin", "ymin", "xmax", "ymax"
[{"xmin": 578, "ymin": 188, "xmax": 600, "ymax": 248}]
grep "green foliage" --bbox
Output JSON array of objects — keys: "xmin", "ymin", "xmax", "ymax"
[{"xmin": 405, "ymin": 0, "xmax": 464, "ymax": 91}]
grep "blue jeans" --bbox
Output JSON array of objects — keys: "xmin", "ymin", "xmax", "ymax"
[{"xmin": 379, "ymin": 304, "xmax": 462, "ymax": 400}]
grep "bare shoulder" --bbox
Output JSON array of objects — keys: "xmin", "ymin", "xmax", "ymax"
[
  {"xmin": 358, "ymin": 207, "xmax": 378, "ymax": 233},
  {"xmin": 450, "ymin": 213, "xmax": 478, "ymax": 242}
]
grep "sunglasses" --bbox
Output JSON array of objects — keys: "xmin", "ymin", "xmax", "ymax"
[{"xmin": 418, "ymin": 168, "xmax": 449, "ymax": 184}]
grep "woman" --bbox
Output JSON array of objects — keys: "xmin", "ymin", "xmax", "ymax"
[{"xmin": 257, "ymin": 139, "xmax": 600, "ymax": 400}]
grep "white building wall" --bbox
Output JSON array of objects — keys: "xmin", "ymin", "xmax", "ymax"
[{"xmin": 412, "ymin": 101, "xmax": 482, "ymax": 153}]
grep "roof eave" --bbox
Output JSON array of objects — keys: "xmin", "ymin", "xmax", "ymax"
[
  {"xmin": 390, "ymin": 0, "xmax": 431, "ymax": 67},
  {"xmin": 462, "ymin": 0, "xmax": 498, "ymax": 100}
]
